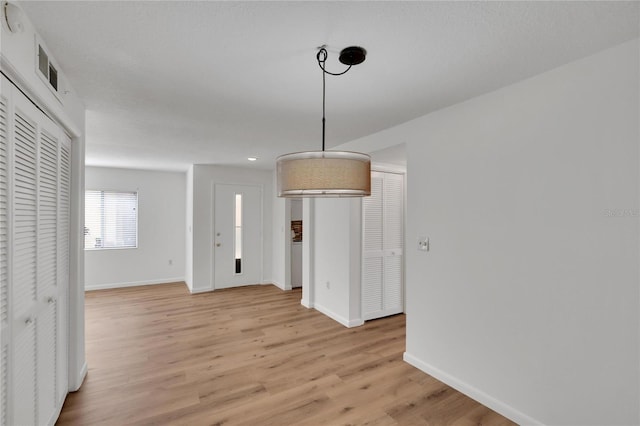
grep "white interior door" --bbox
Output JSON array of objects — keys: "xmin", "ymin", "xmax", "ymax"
[
  {"xmin": 214, "ymin": 184, "xmax": 262, "ymax": 289},
  {"xmin": 362, "ymin": 171, "xmax": 404, "ymax": 320}
]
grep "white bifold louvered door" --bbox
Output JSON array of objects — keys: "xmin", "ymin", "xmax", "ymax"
[
  {"xmin": 0, "ymin": 74, "xmax": 10, "ymax": 426},
  {"xmin": 362, "ymin": 171, "xmax": 404, "ymax": 321},
  {"xmin": 0, "ymin": 73, "xmax": 70, "ymax": 426}
]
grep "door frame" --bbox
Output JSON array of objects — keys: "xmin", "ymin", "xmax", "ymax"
[{"xmin": 210, "ymin": 182, "xmax": 264, "ymax": 290}]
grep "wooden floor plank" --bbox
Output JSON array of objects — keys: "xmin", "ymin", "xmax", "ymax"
[{"xmin": 56, "ymin": 283, "xmax": 516, "ymax": 426}]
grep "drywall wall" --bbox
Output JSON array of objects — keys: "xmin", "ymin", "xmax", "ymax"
[
  {"xmin": 291, "ymin": 199, "xmax": 302, "ymax": 288},
  {"xmin": 312, "ymin": 197, "xmax": 363, "ymax": 327},
  {"xmin": 185, "ymin": 165, "xmax": 194, "ymax": 290},
  {"xmin": 84, "ymin": 167, "xmax": 186, "ymax": 289},
  {"xmin": 342, "ymin": 39, "xmax": 640, "ymax": 425},
  {"xmin": 2, "ymin": 3, "xmax": 87, "ymax": 390},
  {"xmin": 271, "ymin": 171, "xmax": 289, "ymax": 290},
  {"xmin": 189, "ymin": 165, "xmax": 273, "ymax": 293}
]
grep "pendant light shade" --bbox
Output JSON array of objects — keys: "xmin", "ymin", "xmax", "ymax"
[
  {"xmin": 277, "ymin": 151, "xmax": 371, "ymax": 197},
  {"xmin": 276, "ymin": 45, "xmax": 371, "ymax": 198}
]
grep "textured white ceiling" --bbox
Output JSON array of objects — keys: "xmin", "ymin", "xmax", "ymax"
[{"xmin": 20, "ymin": 1, "xmax": 640, "ymax": 171}]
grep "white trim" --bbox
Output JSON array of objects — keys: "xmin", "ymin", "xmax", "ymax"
[
  {"xmin": 403, "ymin": 352, "xmax": 544, "ymax": 426},
  {"xmin": 188, "ymin": 286, "xmax": 212, "ymax": 294},
  {"xmin": 300, "ymin": 299, "xmax": 313, "ymax": 309},
  {"xmin": 68, "ymin": 361, "xmax": 87, "ymax": 392},
  {"xmin": 270, "ymin": 280, "xmax": 286, "ymax": 290},
  {"xmin": 302, "ymin": 198, "xmax": 315, "ymax": 309},
  {"xmin": 85, "ymin": 277, "xmax": 185, "ymax": 291},
  {"xmin": 371, "ymin": 163, "xmax": 406, "ymax": 174},
  {"xmin": 313, "ymin": 303, "xmax": 364, "ymax": 328}
]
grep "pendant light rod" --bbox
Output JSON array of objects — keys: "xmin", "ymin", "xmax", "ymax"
[
  {"xmin": 316, "ymin": 46, "xmax": 366, "ymax": 152},
  {"xmin": 322, "ymin": 55, "xmax": 326, "ymax": 151}
]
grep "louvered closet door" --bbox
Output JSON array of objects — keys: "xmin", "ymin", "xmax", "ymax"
[
  {"xmin": 37, "ymin": 114, "xmax": 64, "ymax": 425},
  {"xmin": 11, "ymin": 87, "xmax": 39, "ymax": 426},
  {"xmin": 383, "ymin": 173, "xmax": 404, "ymax": 313},
  {"xmin": 363, "ymin": 175, "xmax": 384, "ymax": 318},
  {"xmin": 56, "ymin": 135, "xmax": 71, "ymax": 406},
  {"xmin": 0, "ymin": 76, "xmax": 10, "ymax": 426},
  {"xmin": 362, "ymin": 171, "xmax": 404, "ymax": 320},
  {"xmin": 3, "ymin": 74, "xmax": 71, "ymax": 426}
]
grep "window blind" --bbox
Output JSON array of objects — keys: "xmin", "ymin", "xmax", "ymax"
[{"xmin": 84, "ymin": 190, "xmax": 137, "ymax": 249}]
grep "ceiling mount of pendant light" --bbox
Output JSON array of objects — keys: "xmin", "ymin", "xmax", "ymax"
[{"xmin": 277, "ymin": 45, "xmax": 371, "ymax": 198}]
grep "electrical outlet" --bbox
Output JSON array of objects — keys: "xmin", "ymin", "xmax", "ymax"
[{"xmin": 418, "ymin": 237, "xmax": 429, "ymax": 251}]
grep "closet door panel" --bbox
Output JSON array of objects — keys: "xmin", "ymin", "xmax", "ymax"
[
  {"xmin": 363, "ymin": 257, "xmax": 383, "ymax": 319},
  {"xmin": 12, "ymin": 105, "xmax": 38, "ymax": 320},
  {"xmin": 0, "ymin": 82, "xmax": 10, "ymax": 426},
  {"xmin": 362, "ymin": 171, "xmax": 404, "ymax": 320},
  {"xmin": 382, "ymin": 172, "xmax": 403, "ymax": 314},
  {"xmin": 363, "ymin": 175, "xmax": 383, "ymax": 253},
  {"xmin": 37, "ymin": 300, "xmax": 57, "ymax": 424},
  {"xmin": 383, "ymin": 173, "xmax": 403, "ymax": 252},
  {"xmin": 12, "ymin": 318, "xmax": 36, "ymax": 426},
  {"xmin": 362, "ymin": 174, "xmax": 384, "ymax": 319},
  {"xmin": 38, "ymin": 129, "xmax": 58, "ymax": 299},
  {"xmin": 384, "ymin": 255, "xmax": 403, "ymax": 312},
  {"xmin": 56, "ymin": 138, "xmax": 71, "ymax": 403},
  {"xmin": 37, "ymin": 117, "xmax": 62, "ymax": 424},
  {"xmin": 11, "ymin": 89, "xmax": 41, "ymax": 426},
  {"xmin": 0, "ymin": 93, "xmax": 8, "ymax": 327}
]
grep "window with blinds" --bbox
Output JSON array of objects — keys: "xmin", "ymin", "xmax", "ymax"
[{"xmin": 84, "ymin": 190, "xmax": 138, "ymax": 250}]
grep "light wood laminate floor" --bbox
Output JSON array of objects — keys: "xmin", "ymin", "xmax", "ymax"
[{"xmin": 57, "ymin": 283, "xmax": 516, "ymax": 426}]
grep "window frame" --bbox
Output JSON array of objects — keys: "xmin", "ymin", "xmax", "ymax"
[{"xmin": 84, "ymin": 189, "xmax": 139, "ymax": 251}]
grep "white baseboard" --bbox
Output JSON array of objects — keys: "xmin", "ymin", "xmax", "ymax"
[
  {"xmin": 313, "ymin": 302, "xmax": 364, "ymax": 328},
  {"xmin": 403, "ymin": 352, "xmax": 543, "ymax": 426},
  {"xmin": 301, "ymin": 299, "xmax": 313, "ymax": 308},
  {"xmin": 271, "ymin": 280, "xmax": 286, "ymax": 290},
  {"xmin": 269, "ymin": 280, "xmax": 295, "ymax": 291},
  {"xmin": 189, "ymin": 286, "xmax": 213, "ymax": 294},
  {"xmin": 85, "ymin": 277, "xmax": 185, "ymax": 291}
]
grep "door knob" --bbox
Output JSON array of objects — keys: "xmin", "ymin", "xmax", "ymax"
[{"xmin": 216, "ymin": 243, "xmax": 221, "ymax": 247}]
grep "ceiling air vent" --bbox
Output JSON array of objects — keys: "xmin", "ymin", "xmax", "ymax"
[{"xmin": 36, "ymin": 42, "xmax": 62, "ymax": 101}]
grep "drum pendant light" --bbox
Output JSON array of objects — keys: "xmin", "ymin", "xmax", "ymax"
[{"xmin": 277, "ymin": 46, "xmax": 371, "ymax": 198}]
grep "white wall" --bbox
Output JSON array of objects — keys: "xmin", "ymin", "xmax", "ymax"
[
  {"xmin": 312, "ymin": 198, "xmax": 363, "ymax": 327},
  {"xmin": 189, "ymin": 165, "xmax": 273, "ymax": 293},
  {"xmin": 343, "ymin": 39, "xmax": 640, "ymax": 425},
  {"xmin": 2, "ymin": 3, "xmax": 87, "ymax": 390},
  {"xmin": 84, "ymin": 167, "xmax": 186, "ymax": 290},
  {"xmin": 185, "ymin": 165, "xmax": 194, "ymax": 290},
  {"xmin": 291, "ymin": 199, "xmax": 302, "ymax": 288},
  {"xmin": 271, "ymin": 171, "xmax": 289, "ymax": 290}
]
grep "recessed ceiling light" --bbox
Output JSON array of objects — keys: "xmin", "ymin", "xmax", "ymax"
[{"xmin": 247, "ymin": 157, "xmax": 258, "ymax": 162}]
